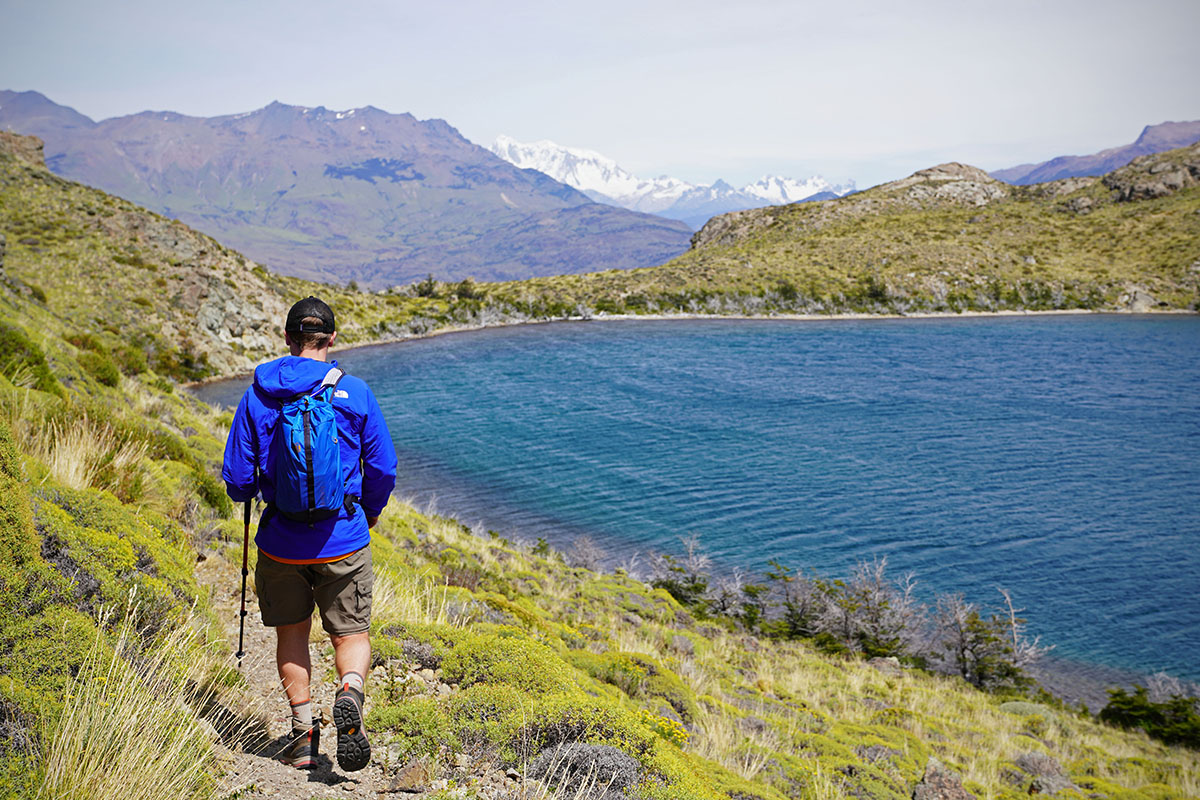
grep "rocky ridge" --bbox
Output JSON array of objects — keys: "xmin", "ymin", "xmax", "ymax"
[
  {"xmin": 1102, "ymin": 142, "xmax": 1200, "ymax": 201},
  {"xmin": 690, "ymin": 162, "xmax": 1012, "ymax": 251},
  {"xmin": 992, "ymin": 120, "xmax": 1200, "ymax": 184}
]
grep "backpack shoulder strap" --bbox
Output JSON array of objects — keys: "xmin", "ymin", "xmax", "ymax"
[
  {"xmin": 320, "ymin": 366, "xmax": 345, "ymax": 390},
  {"xmin": 317, "ymin": 366, "xmax": 346, "ymax": 399}
]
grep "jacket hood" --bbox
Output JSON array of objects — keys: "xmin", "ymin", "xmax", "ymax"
[{"xmin": 253, "ymin": 356, "xmax": 340, "ymax": 400}]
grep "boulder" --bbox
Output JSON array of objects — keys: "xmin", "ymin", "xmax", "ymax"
[
  {"xmin": 1013, "ymin": 752, "xmax": 1076, "ymax": 795},
  {"xmin": 867, "ymin": 656, "xmax": 902, "ymax": 676},
  {"xmin": 913, "ymin": 757, "xmax": 975, "ymax": 800},
  {"xmin": 1120, "ymin": 286, "xmax": 1157, "ymax": 312},
  {"xmin": 1103, "ymin": 143, "xmax": 1200, "ymax": 201},
  {"xmin": 857, "ymin": 744, "xmax": 901, "ymax": 764},
  {"xmin": 385, "ymin": 759, "xmax": 432, "ymax": 793},
  {"xmin": 0, "ymin": 131, "xmax": 45, "ymax": 167},
  {"xmin": 669, "ymin": 634, "xmax": 694, "ymax": 656}
]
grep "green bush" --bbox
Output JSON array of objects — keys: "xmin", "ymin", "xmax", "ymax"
[
  {"xmin": 367, "ymin": 696, "xmax": 454, "ymax": 759},
  {"xmin": 114, "ymin": 345, "xmax": 148, "ymax": 376},
  {"xmin": 0, "ymin": 323, "xmax": 62, "ymax": 396},
  {"xmin": 78, "ymin": 351, "xmax": 121, "ymax": 387},
  {"xmin": 446, "ymin": 683, "xmax": 529, "ymax": 750},
  {"xmin": 441, "ymin": 631, "xmax": 572, "ymax": 693},
  {"xmin": 415, "ymin": 274, "xmax": 439, "ymax": 298},
  {"xmin": 33, "ymin": 485, "xmax": 198, "ymax": 632},
  {"xmin": 152, "ymin": 346, "xmax": 213, "ymax": 383},
  {"xmin": 67, "ymin": 333, "xmax": 106, "ymax": 354},
  {"xmin": 191, "ymin": 468, "xmax": 232, "ymax": 517},
  {"xmin": 1100, "ymin": 686, "xmax": 1200, "ymax": 748}
]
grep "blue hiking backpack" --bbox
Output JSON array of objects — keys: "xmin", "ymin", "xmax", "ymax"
[{"xmin": 272, "ymin": 366, "xmax": 350, "ymax": 522}]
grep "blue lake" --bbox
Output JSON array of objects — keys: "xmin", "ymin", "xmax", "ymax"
[{"xmin": 198, "ymin": 315, "xmax": 1200, "ymax": 681}]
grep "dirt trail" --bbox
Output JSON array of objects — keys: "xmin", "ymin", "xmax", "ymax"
[
  {"xmin": 195, "ymin": 545, "xmax": 535, "ymax": 800},
  {"xmin": 196, "ymin": 550, "xmax": 397, "ymax": 798}
]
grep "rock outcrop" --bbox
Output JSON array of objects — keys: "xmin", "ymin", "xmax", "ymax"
[
  {"xmin": 690, "ymin": 161, "xmax": 1010, "ymax": 251},
  {"xmin": 0, "ymin": 130, "xmax": 45, "ymax": 167},
  {"xmin": 896, "ymin": 163, "xmax": 1010, "ymax": 206},
  {"xmin": 690, "ymin": 208, "xmax": 779, "ymax": 249},
  {"xmin": 1104, "ymin": 143, "xmax": 1200, "ymax": 201},
  {"xmin": 913, "ymin": 757, "xmax": 975, "ymax": 800},
  {"xmin": 1012, "ymin": 752, "xmax": 1077, "ymax": 795}
]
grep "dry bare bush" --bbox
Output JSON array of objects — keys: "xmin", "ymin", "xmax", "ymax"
[{"xmin": 566, "ymin": 535, "xmax": 605, "ymax": 570}]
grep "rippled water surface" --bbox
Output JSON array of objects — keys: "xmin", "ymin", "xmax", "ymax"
[{"xmin": 199, "ymin": 316, "xmax": 1200, "ymax": 680}]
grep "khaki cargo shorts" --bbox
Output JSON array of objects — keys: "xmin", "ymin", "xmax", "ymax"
[{"xmin": 254, "ymin": 545, "xmax": 373, "ymax": 635}]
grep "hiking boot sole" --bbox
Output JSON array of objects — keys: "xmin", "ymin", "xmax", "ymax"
[{"xmin": 332, "ymin": 693, "xmax": 370, "ymax": 772}]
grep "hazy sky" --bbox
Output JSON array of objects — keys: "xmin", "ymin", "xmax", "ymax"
[{"xmin": 2, "ymin": 0, "xmax": 1198, "ymax": 188}]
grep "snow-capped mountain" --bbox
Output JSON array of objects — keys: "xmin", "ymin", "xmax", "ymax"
[
  {"xmin": 490, "ymin": 135, "xmax": 855, "ymax": 229},
  {"xmin": 490, "ymin": 135, "xmax": 692, "ymax": 213}
]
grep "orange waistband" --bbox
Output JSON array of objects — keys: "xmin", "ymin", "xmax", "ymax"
[{"xmin": 259, "ymin": 549, "xmax": 354, "ymax": 565}]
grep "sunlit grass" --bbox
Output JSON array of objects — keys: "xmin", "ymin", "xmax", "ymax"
[
  {"xmin": 38, "ymin": 604, "xmax": 228, "ymax": 800},
  {"xmin": 372, "ymin": 567, "xmax": 472, "ymax": 629}
]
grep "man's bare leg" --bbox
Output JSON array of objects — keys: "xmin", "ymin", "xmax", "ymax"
[
  {"xmin": 276, "ymin": 617, "xmax": 313, "ymax": 702},
  {"xmin": 330, "ymin": 631, "xmax": 370, "ymax": 687},
  {"xmin": 276, "ymin": 617, "xmax": 317, "ymax": 767},
  {"xmin": 330, "ymin": 631, "xmax": 371, "ymax": 771}
]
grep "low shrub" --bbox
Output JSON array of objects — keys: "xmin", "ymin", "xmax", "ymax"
[
  {"xmin": 367, "ymin": 695, "xmax": 454, "ymax": 760},
  {"xmin": 0, "ymin": 323, "xmax": 61, "ymax": 396},
  {"xmin": 441, "ymin": 630, "xmax": 573, "ymax": 693},
  {"xmin": 1100, "ymin": 686, "xmax": 1200, "ymax": 748},
  {"xmin": 78, "ymin": 351, "xmax": 121, "ymax": 387},
  {"xmin": 190, "ymin": 468, "xmax": 232, "ymax": 517},
  {"xmin": 114, "ymin": 345, "xmax": 148, "ymax": 375}
]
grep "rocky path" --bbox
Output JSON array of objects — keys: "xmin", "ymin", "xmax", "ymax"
[{"xmin": 194, "ymin": 547, "xmax": 544, "ymax": 800}]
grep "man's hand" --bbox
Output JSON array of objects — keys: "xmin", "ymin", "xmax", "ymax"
[{"xmin": 367, "ymin": 516, "xmax": 379, "ymax": 529}]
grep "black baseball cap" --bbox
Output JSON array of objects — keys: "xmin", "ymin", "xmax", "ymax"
[{"xmin": 285, "ymin": 296, "xmax": 336, "ymax": 333}]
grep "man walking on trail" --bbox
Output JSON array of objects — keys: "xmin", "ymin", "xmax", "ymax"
[{"xmin": 222, "ymin": 296, "xmax": 397, "ymax": 772}]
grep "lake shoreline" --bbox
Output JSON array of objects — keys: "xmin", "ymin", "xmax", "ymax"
[{"xmin": 187, "ymin": 306, "xmax": 1195, "ymax": 387}]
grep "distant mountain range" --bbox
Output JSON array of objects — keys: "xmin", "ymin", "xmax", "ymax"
[
  {"xmin": 991, "ymin": 120, "xmax": 1200, "ymax": 184},
  {"xmin": 489, "ymin": 136, "xmax": 855, "ymax": 229},
  {"xmin": 0, "ymin": 90, "xmax": 692, "ymax": 286}
]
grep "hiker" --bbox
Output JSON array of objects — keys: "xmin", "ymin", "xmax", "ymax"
[{"xmin": 222, "ymin": 296, "xmax": 397, "ymax": 772}]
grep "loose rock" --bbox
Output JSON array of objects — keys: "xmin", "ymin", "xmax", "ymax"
[
  {"xmin": 913, "ymin": 757, "xmax": 975, "ymax": 800},
  {"xmin": 385, "ymin": 760, "xmax": 432, "ymax": 793},
  {"xmin": 1014, "ymin": 752, "xmax": 1076, "ymax": 795}
]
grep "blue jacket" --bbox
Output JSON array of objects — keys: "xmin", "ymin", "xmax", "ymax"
[{"xmin": 222, "ymin": 355, "xmax": 398, "ymax": 562}]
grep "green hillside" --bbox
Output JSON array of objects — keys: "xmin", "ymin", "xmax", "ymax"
[
  {"xmin": 1, "ymin": 130, "xmax": 1198, "ymax": 799},
  {"xmin": 474, "ymin": 153, "xmax": 1200, "ymax": 318}
]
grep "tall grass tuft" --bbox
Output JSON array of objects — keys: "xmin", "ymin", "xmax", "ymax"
[
  {"xmin": 38, "ymin": 605, "xmax": 223, "ymax": 800},
  {"xmin": 29, "ymin": 415, "xmax": 147, "ymax": 492},
  {"xmin": 372, "ymin": 568, "xmax": 473, "ymax": 628}
]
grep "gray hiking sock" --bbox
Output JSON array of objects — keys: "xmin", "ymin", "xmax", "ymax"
[
  {"xmin": 339, "ymin": 671, "xmax": 365, "ymax": 694},
  {"xmin": 290, "ymin": 698, "xmax": 313, "ymax": 731}
]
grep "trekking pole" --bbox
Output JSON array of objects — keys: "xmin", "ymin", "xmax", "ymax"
[{"xmin": 236, "ymin": 500, "xmax": 251, "ymax": 669}]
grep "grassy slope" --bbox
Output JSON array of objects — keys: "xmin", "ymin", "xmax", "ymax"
[{"xmin": 0, "ymin": 131, "xmax": 1198, "ymax": 799}]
